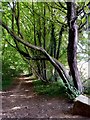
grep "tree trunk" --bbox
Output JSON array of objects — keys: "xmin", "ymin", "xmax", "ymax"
[
  {"xmin": 67, "ymin": 1, "xmax": 83, "ymax": 93},
  {"xmin": 0, "ymin": 20, "xmax": 78, "ymax": 96}
]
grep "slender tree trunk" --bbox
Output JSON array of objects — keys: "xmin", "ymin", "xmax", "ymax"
[
  {"xmin": 56, "ymin": 25, "xmax": 64, "ymax": 60},
  {"xmin": 43, "ymin": 4, "xmax": 47, "ymax": 81},
  {"xmin": 32, "ymin": 2, "xmax": 36, "ymax": 46},
  {"xmin": 67, "ymin": 1, "xmax": 83, "ymax": 93}
]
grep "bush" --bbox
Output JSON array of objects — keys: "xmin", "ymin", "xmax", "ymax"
[
  {"xmin": 2, "ymin": 43, "xmax": 29, "ymax": 90},
  {"xmin": 33, "ymin": 80, "xmax": 66, "ymax": 97},
  {"xmin": 83, "ymin": 79, "xmax": 90, "ymax": 96}
]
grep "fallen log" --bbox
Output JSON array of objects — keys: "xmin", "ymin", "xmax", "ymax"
[{"xmin": 73, "ymin": 95, "xmax": 90, "ymax": 117}]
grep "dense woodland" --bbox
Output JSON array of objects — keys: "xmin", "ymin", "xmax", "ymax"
[{"xmin": 0, "ymin": 1, "xmax": 90, "ymax": 99}]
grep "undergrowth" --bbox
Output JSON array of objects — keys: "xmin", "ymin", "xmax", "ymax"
[
  {"xmin": 33, "ymin": 79, "xmax": 84, "ymax": 100},
  {"xmin": 33, "ymin": 80, "xmax": 67, "ymax": 97},
  {"xmin": 2, "ymin": 77, "xmax": 14, "ymax": 91},
  {"xmin": 84, "ymin": 87, "xmax": 90, "ymax": 96}
]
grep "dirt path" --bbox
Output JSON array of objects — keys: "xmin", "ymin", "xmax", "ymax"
[{"xmin": 1, "ymin": 76, "xmax": 89, "ymax": 119}]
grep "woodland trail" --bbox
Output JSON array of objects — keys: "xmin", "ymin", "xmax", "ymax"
[{"xmin": 1, "ymin": 76, "xmax": 89, "ymax": 119}]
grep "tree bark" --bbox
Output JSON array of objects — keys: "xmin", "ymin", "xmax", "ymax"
[
  {"xmin": 67, "ymin": 1, "xmax": 83, "ymax": 93},
  {"xmin": 0, "ymin": 20, "xmax": 73, "ymax": 93}
]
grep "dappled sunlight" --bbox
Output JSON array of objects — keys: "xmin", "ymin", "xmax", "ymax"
[
  {"xmin": 8, "ymin": 106, "xmax": 29, "ymax": 111},
  {"xmin": 17, "ymin": 77, "xmax": 31, "ymax": 81},
  {"xmin": 25, "ymin": 89, "xmax": 29, "ymax": 92},
  {"xmin": 0, "ymin": 91, "xmax": 13, "ymax": 94},
  {"xmin": 19, "ymin": 95, "xmax": 26, "ymax": 97},
  {"xmin": 25, "ymin": 95, "xmax": 34, "ymax": 98},
  {"xmin": 0, "ymin": 91, "xmax": 2, "ymax": 94},
  {"xmin": 11, "ymin": 106, "xmax": 21, "ymax": 110},
  {"xmin": 2, "ymin": 75, "xmax": 89, "ymax": 119},
  {"xmin": 10, "ymin": 94, "xmax": 17, "ymax": 97},
  {"xmin": 11, "ymin": 100, "xmax": 15, "ymax": 103},
  {"xmin": 23, "ymin": 79, "xmax": 38, "ymax": 83},
  {"xmin": 9, "ymin": 93, "xmax": 35, "ymax": 99},
  {"xmin": 10, "ymin": 94, "xmax": 28, "ymax": 98},
  {"xmin": 47, "ymin": 103, "xmax": 52, "ymax": 105},
  {"xmin": 18, "ymin": 75, "xmax": 36, "ymax": 81},
  {"xmin": 10, "ymin": 106, "xmax": 28, "ymax": 110},
  {"xmin": 24, "ymin": 80, "xmax": 33, "ymax": 83},
  {"xmin": 2, "ymin": 1, "xmax": 90, "ymax": 118},
  {"xmin": 10, "ymin": 94, "xmax": 27, "ymax": 98}
]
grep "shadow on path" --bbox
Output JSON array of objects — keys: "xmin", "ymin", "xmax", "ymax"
[{"xmin": 1, "ymin": 75, "xmax": 89, "ymax": 119}]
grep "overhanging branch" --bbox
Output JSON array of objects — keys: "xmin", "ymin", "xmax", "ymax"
[{"xmin": 1, "ymin": 20, "xmax": 76, "ymax": 95}]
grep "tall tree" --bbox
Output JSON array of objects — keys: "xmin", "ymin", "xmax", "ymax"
[
  {"xmin": 1, "ymin": 1, "xmax": 89, "ymax": 97},
  {"xmin": 67, "ymin": 1, "xmax": 83, "ymax": 92}
]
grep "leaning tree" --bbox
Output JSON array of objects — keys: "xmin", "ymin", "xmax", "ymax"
[{"xmin": 0, "ymin": 1, "xmax": 89, "ymax": 98}]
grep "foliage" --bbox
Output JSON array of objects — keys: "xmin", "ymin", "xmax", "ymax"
[
  {"xmin": 33, "ymin": 79, "xmax": 81, "ymax": 100},
  {"xmin": 84, "ymin": 88, "xmax": 90, "ymax": 95},
  {"xmin": 83, "ymin": 79, "xmax": 90, "ymax": 95},
  {"xmin": 1, "ymin": 1, "xmax": 90, "ymax": 97},
  {"xmin": 33, "ymin": 80, "xmax": 66, "ymax": 97},
  {"xmin": 2, "ymin": 41, "xmax": 29, "ymax": 90}
]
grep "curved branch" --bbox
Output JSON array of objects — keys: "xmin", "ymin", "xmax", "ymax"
[{"xmin": 0, "ymin": 20, "xmax": 75, "ymax": 95}]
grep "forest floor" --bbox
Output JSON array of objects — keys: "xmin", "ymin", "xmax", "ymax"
[{"xmin": 0, "ymin": 76, "xmax": 90, "ymax": 119}]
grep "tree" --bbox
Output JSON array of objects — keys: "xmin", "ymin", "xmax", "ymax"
[
  {"xmin": 67, "ymin": 1, "xmax": 83, "ymax": 92},
  {"xmin": 1, "ymin": 1, "xmax": 89, "ymax": 97}
]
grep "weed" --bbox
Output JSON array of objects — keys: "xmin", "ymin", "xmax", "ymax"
[{"xmin": 33, "ymin": 80, "xmax": 66, "ymax": 97}]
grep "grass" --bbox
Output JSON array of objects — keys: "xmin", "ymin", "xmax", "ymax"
[
  {"xmin": 2, "ymin": 78, "xmax": 14, "ymax": 91},
  {"xmin": 33, "ymin": 80, "xmax": 90, "ymax": 99},
  {"xmin": 83, "ymin": 80, "xmax": 90, "ymax": 96},
  {"xmin": 33, "ymin": 80, "xmax": 67, "ymax": 97},
  {"xmin": 87, "ymin": 90, "xmax": 90, "ymax": 96},
  {"xmin": 84, "ymin": 87, "xmax": 90, "ymax": 96},
  {"xmin": 2, "ymin": 68, "xmax": 16, "ymax": 91}
]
